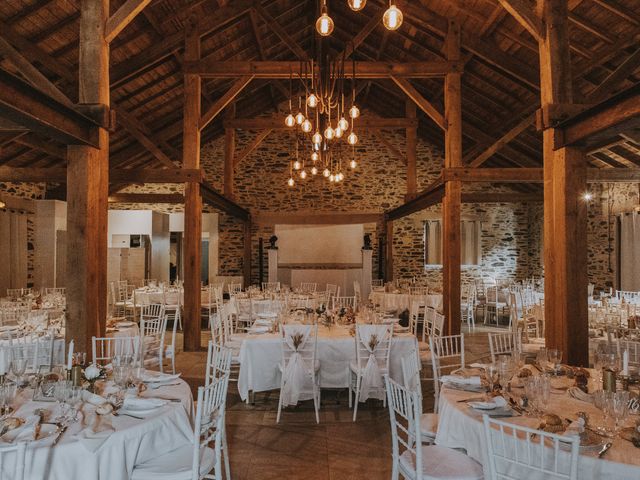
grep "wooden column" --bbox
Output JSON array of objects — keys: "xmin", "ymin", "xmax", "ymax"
[
  {"xmin": 243, "ymin": 219, "xmax": 252, "ymax": 288},
  {"xmin": 66, "ymin": 0, "xmax": 109, "ymax": 352},
  {"xmin": 224, "ymin": 104, "xmax": 236, "ymax": 200},
  {"xmin": 538, "ymin": 0, "xmax": 588, "ymax": 365},
  {"xmin": 385, "ymin": 219, "xmax": 394, "ymax": 282},
  {"xmin": 406, "ymin": 99, "xmax": 417, "ymax": 200},
  {"xmin": 442, "ymin": 20, "xmax": 462, "ymax": 335},
  {"xmin": 182, "ymin": 15, "xmax": 202, "ymax": 352}
]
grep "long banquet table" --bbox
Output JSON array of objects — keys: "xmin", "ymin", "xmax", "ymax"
[
  {"xmin": 435, "ymin": 380, "xmax": 640, "ymax": 479},
  {"xmin": 3, "ymin": 379, "xmax": 194, "ymax": 480},
  {"xmin": 237, "ymin": 324, "xmax": 417, "ymax": 401}
]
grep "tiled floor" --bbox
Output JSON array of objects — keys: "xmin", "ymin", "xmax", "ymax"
[{"xmin": 172, "ymin": 328, "xmax": 497, "ymax": 480}]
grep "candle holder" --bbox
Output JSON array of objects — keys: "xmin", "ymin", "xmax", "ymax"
[
  {"xmin": 71, "ymin": 365, "xmax": 83, "ymax": 387},
  {"xmin": 66, "ymin": 369, "xmax": 72, "ymax": 381}
]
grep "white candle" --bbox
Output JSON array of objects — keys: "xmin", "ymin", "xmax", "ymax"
[
  {"xmin": 623, "ymin": 349, "xmax": 629, "ymax": 376},
  {"xmin": 0, "ymin": 350, "xmax": 6, "ymax": 375},
  {"xmin": 67, "ymin": 339, "xmax": 74, "ymax": 370}
]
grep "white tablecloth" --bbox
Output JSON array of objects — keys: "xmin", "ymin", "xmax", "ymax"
[
  {"xmin": 435, "ymin": 382, "xmax": 640, "ymax": 479},
  {"xmin": 369, "ymin": 292, "xmax": 443, "ymax": 312},
  {"xmin": 3, "ymin": 379, "xmax": 194, "ymax": 480},
  {"xmin": 237, "ymin": 324, "xmax": 417, "ymax": 401},
  {"xmin": 134, "ymin": 289, "xmax": 183, "ymax": 306}
]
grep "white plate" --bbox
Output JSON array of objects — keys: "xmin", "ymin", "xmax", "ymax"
[
  {"xmin": 467, "ymin": 401, "xmax": 499, "ymax": 410},
  {"xmin": 2, "ymin": 422, "xmax": 58, "ymax": 444},
  {"xmin": 142, "ymin": 372, "xmax": 181, "ymax": 384},
  {"xmin": 116, "ymin": 321, "xmax": 136, "ymax": 328}
]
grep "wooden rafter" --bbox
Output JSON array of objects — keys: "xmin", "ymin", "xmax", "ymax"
[
  {"xmin": 254, "ymin": 5, "xmax": 308, "ymax": 60},
  {"xmin": 224, "ymin": 116, "xmax": 417, "ymax": 130},
  {"xmin": 199, "ymin": 76, "xmax": 254, "ymax": 131},
  {"xmin": 496, "ymin": 0, "xmax": 544, "ymax": 41},
  {"xmin": 587, "ymin": 48, "xmax": 640, "ymax": 102},
  {"xmin": 108, "ymin": 193, "xmax": 184, "ymax": 203},
  {"xmin": 105, "ymin": 0, "xmax": 153, "ymax": 43},
  {"xmin": 340, "ymin": 11, "xmax": 382, "ymax": 59},
  {"xmin": 390, "ymin": 77, "xmax": 445, "ymax": 130},
  {"xmin": 117, "ymin": 110, "xmax": 177, "ymax": 167}
]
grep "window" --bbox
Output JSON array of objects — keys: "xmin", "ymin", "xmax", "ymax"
[{"xmin": 424, "ymin": 219, "xmax": 481, "ymax": 266}]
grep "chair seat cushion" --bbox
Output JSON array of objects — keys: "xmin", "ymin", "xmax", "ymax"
[
  {"xmin": 399, "ymin": 445, "xmax": 483, "ymax": 480},
  {"xmin": 420, "ymin": 413, "xmax": 438, "ymax": 439},
  {"xmin": 131, "ymin": 445, "xmax": 216, "ymax": 480}
]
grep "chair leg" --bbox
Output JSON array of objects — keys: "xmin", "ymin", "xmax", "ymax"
[
  {"xmin": 222, "ymin": 427, "xmax": 231, "ymax": 480},
  {"xmin": 347, "ymin": 368, "xmax": 353, "ymax": 409},
  {"xmin": 352, "ymin": 376, "xmax": 361, "ymax": 422}
]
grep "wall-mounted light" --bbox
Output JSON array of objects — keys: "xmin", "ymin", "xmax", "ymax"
[
  {"xmin": 0, "ymin": 200, "xmax": 5, "ymax": 209},
  {"xmin": 582, "ymin": 192, "xmax": 593, "ymax": 202}
]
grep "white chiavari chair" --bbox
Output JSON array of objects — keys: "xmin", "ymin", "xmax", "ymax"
[
  {"xmin": 261, "ymin": 282, "xmax": 280, "ymax": 292},
  {"xmin": 0, "ymin": 441, "xmax": 27, "ymax": 480},
  {"xmin": 163, "ymin": 287, "xmax": 183, "ymax": 331},
  {"xmin": 618, "ymin": 338, "xmax": 640, "ymax": 368},
  {"xmin": 409, "ymin": 286, "xmax": 428, "ymax": 296},
  {"xmin": 227, "ymin": 283, "xmax": 242, "ymax": 296},
  {"xmin": 276, "ymin": 323, "xmax": 320, "ymax": 423},
  {"xmin": 401, "ymin": 351, "xmax": 438, "ymax": 444},
  {"xmin": 349, "ymin": 323, "xmax": 393, "ymax": 421},
  {"xmin": 44, "ymin": 287, "xmax": 65, "ymax": 295},
  {"xmin": 140, "ymin": 313, "xmax": 168, "ymax": 372},
  {"xmin": 482, "ymin": 414, "xmax": 579, "ymax": 480},
  {"xmin": 325, "ymin": 284, "xmax": 339, "ymax": 298},
  {"xmin": 299, "ymin": 282, "xmax": 317, "ymax": 293},
  {"xmin": 409, "ymin": 300, "xmax": 426, "ymax": 342},
  {"xmin": 92, "ymin": 336, "xmax": 141, "ymax": 366},
  {"xmin": 132, "ymin": 373, "xmax": 230, "ymax": 480},
  {"xmin": 385, "ymin": 376, "xmax": 483, "ymax": 480},
  {"xmin": 6, "ymin": 335, "xmax": 55, "ymax": 373},
  {"xmin": 332, "ymin": 296, "xmax": 357, "ymax": 310},
  {"xmin": 429, "ymin": 334, "xmax": 465, "ymax": 413},
  {"xmin": 163, "ymin": 310, "xmax": 180, "ymax": 374},
  {"xmin": 353, "ymin": 280, "xmax": 362, "ymax": 305},
  {"xmin": 205, "ymin": 341, "xmax": 232, "ymax": 386},
  {"xmin": 140, "ymin": 303, "xmax": 165, "ymax": 324},
  {"xmin": 371, "ymin": 279, "xmax": 384, "ymax": 288},
  {"xmin": 488, "ymin": 331, "xmax": 519, "ymax": 363}
]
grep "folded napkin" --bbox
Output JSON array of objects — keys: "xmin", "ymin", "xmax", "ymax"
[
  {"xmin": 568, "ymin": 387, "xmax": 593, "ymax": 403},
  {"xmin": 82, "ymin": 391, "xmax": 109, "ymax": 406},
  {"xmin": 141, "ymin": 372, "xmax": 181, "ymax": 383},
  {"xmin": 564, "ymin": 417, "xmax": 585, "ymax": 438},
  {"xmin": 4, "ymin": 415, "xmax": 40, "ymax": 442},
  {"xmin": 441, "ymin": 375, "xmax": 482, "ymax": 386},
  {"xmin": 123, "ymin": 396, "xmax": 167, "ymax": 410},
  {"xmin": 468, "ymin": 396, "xmax": 508, "ymax": 410},
  {"xmin": 77, "ymin": 410, "xmax": 115, "ymax": 453}
]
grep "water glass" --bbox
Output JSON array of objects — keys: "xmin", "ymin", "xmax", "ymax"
[
  {"xmin": 523, "ymin": 377, "xmax": 538, "ymax": 415},
  {"xmin": 593, "ymin": 390, "xmax": 615, "ymax": 435},
  {"xmin": 113, "ymin": 365, "xmax": 131, "ymax": 390},
  {"xmin": 547, "ymin": 349, "xmax": 562, "ymax": 373},
  {"xmin": 536, "ymin": 348, "xmax": 548, "ymax": 369},
  {"xmin": 536, "ymin": 376, "xmax": 551, "ymax": 413},
  {"xmin": 0, "ymin": 382, "xmax": 17, "ymax": 418},
  {"xmin": 10, "ymin": 357, "xmax": 28, "ymax": 386},
  {"xmin": 608, "ymin": 391, "xmax": 630, "ymax": 434},
  {"xmin": 53, "ymin": 380, "xmax": 71, "ymax": 422},
  {"xmin": 67, "ymin": 386, "xmax": 84, "ymax": 422},
  {"xmin": 485, "ymin": 364, "xmax": 498, "ymax": 393}
]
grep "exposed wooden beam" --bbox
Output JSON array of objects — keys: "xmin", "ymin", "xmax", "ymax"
[
  {"xmin": 385, "ymin": 179, "xmax": 445, "ymax": 221},
  {"xmin": 587, "ymin": 48, "xmax": 640, "ymax": 102},
  {"xmin": 108, "ymin": 193, "xmax": 184, "ymax": 203},
  {"xmin": 234, "ymin": 129, "xmax": 271, "ymax": 166},
  {"xmin": 390, "ymin": 77, "xmax": 445, "ymax": 130},
  {"xmin": 590, "ymin": 0, "xmax": 640, "ymax": 26},
  {"xmin": 0, "ymin": 35, "xmax": 73, "ymax": 107},
  {"xmin": 13, "ymin": 133, "xmax": 66, "ymax": 159},
  {"xmin": 224, "ymin": 116, "xmax": 417, "ymax": 130},
  {"xmin": 467, "ymin": 112, "xmax": 537, "ymax": 166},
  {"xmin": 253, "ymin": 211, "xmax": 382, "ymax": 225},
  {"xmin": 461, "ymin": 192, "xmax": 542, "ymax": 203},
  {"xmin": 497, "ymin": 0, "xmax": 544, "ymax": 41},
  {"xmin": 254, "ymin": 5, "xmax": 308, "ymax": 60},
  {"xmin": 117, "ymin": 110, "xmax": 177, "ymax": 167},
  {"xmin": 587, "ymin": 168, "xmax": 640, "ymax": 182},
  {"xmin": 0, "ymin": 167, "xmax": 203, "ymax": 183},
  {"xmin": 199, "ymin": 76, "xmax": 253, "ymax": 131},
  {"xmin": 406, "ymin": 99, "xmax": 417, "ymax": 199},
  {"xmin": 184, "ymin": 61, "xmax": 464, "ymax": 79},
  {"xmin": 105, "ymin": 0, "xmax": 153, "ymax": 43},
  {"xmin": 0, "ymin": 69, "xmax": 98, "ymax": 147},
  {"xmin": 341, "ymin": 11, "xmax": 382, "ymax": 59},
  {"xmin": 443, "ymin": 167, "xmax": 544, "ymax": 182},
  {"xmin": 200, "ymin": 181, "xmax": 250, "ymax": 221},
  {"xmin": 224, "ymin": 104, "xmax": 236, "ymax": 200}
]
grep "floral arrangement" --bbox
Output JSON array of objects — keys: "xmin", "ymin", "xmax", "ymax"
[
  {"xmin": 368, "ymin": 334, "xmax": 379, "ymax": 351},
  {"xmin": 291, "ymin": 332, "xmax": 305, "ymax": 350},
  {"xmin": 83, "ymin": 363, "xmax": 106, "ymax": 393}
]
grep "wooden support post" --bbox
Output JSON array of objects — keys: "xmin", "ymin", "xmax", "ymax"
[
  {"xmin": 243, "ymin": 219, "xmax": 252, "ymax": 288},
  {"xmin": 406, "ymin": 99, "xmax": 417, "ymax": 200},
  {"xmin": 538, "ymin": 0, "xmax": 588, "ymax": 366},
  {"xmin": 182, "ymin": 15, "xmax": 202, "ymax": 352},
  {"xmin": 224, "ymin": 104, "xmax": 236, "ymax": 200},
  {"xmin": 442, "ymin": 20, "xmax": 462, "ymax": 336},
  {"xmin": 385, "ymin": 220, "xmax": 394, "ymax": 282},
  {"xmin": 66, "ymin": 0, "xmax": 109, "ymax": 353}
]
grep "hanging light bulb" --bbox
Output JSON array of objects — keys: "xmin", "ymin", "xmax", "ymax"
[
  {"xmin": 383, "ymin": 1, "xmax": 403, "ymax": 30},
  {"xmin": 311, "ymin": 166, "xmax": 318, "ymax": 175},
  {"xmin": 295, "ymin": 111, "xmax": 305, "ymax": 125},
  {"xmin": 312, "ymin": 131, "xmax": 322, "ymax": 144},
  {"xmin": 307, "ymin": 93, "xmax": 318, "ymax": 108},
  {"xmin": 324, "ymin": 125, "xmax": 335, "ymax": 140},
  {"xmin": 349, "ymin": 104, "xmax": 360, "ymax": 119},
  {"xmin": 285, "ymin": 113, "xmax": 295, "ymax": 127},
  {"xmin": 348, "ymin": 0, "xmax": 367, "ymax": 11},
  {"xmin": 350, "ymin": 159, "xmax": 357, "ymax": 169},
  {"xmin": 311, "ymin": 151, "xmax": 319, "ymax": 162},
  {"xmin": 301, "ymin": 119, "xmax": 312, "ymax": 133},
  {"xmin": 287, "ymin": 177, "xmax": 295, "ymax": 187},
  {"xmin": 323, "ymin": 168, "xmax": 330, "ymax": 177},
  {"xmin": 316, "ymin": 1, "xmax": 334, "ymax": 36},
  {"xmin": 300, "ymin": 170, "xmax": 307, "ymax": 179},
  {"xmin": 347, "ymin": 131, "xmax": 358, "ymax": 145},
  {"xmin": 329, "ymin": 173, "xmax": 335, "ymax": 182},
  {"xmin": 335, "ymin": 126, "xmax": 343, "ymax": 138},
  {"xmin": 338, "ymin": 117, "xmax": 349, "ymax": 131},
  {"xmin": 293, "ymin": 160, "xmax": 301, "ymax": 170}
]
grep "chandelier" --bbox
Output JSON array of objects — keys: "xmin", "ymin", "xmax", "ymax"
[
  {"xmin": 316, "ymin": 0, "xmax": 403, "ymax": 36},
  {"xmin": 285, "ymin": 55, "xmax": 360, "ymax": 187}
]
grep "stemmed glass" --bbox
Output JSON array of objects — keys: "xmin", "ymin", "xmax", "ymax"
[
  {"xmin": 593, "ymin": 352, "xmax": 604, "ymax": 389},
  {"xmin": 593, "ymin": 390, "xmax": 614, "ymax": 435},
  {"xmin": 523, "ymin": 377, "xmax": 538, "ymax": 415},
  {"xmin": 607, "ymin": 391, "xmax": 630, "ymax": 435},
  {"xmin": 67, "ymin": 386, "xmax": 84, "ymax": 422},
  {"xmin": 536, "ymin": 348, "xmax": 548, "ymax": 370},
  {"xmin": 53, "ymin": 380, "xmax": 71, "ymax": 422},
  {"xmin": 10, "ymin": 357, "xmax": 28, "ymax": 387},
  {"xmin": 0, "ymin": 382, "xmax": 17, "ymax": 419},
  {"xmin": 547, "ymin": 349, "xmax": 562, "ymax": 374},
  {"xmin": 536, "ymin": 376, "xmax": 551, "ymax": 414}
]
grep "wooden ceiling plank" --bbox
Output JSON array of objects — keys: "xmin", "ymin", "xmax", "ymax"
[
  {"xmin": 588, "ymin": 47, "xmax": 640, "ymax": 102},
  {"xmin": 199, "ymin": 76, "xmax": 254, "ymax": 131},
  {"xmin": 13, "ymin": 132, "xmax": 66, "ymax": 159},
  {"xmin": 105, "ymin": 0, "xmax": 154, "ymax": 44},
  {"xmin": 254, "ymin": 5, "xmax": 308, "ymax": 60},
  {"xmin": 496, "ymin": 0, "xmax": 544, "ymax": 41},
  {"xmin": 340, "ymin": 10, "xmax": 383, "ymax": 59},
  {"xmin": 390, "ymin": 76, "xmax": 445, "ymax": 130},
  {"xmin": 590, "ymin": 0, "xmax": 640, "ymax": 26},
  {"xmin": 224, "ymin": 115, "xmax": 416, "ymax": 130}
]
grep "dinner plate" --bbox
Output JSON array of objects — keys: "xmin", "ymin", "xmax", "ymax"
[
  {"xmin": 1, "ymin": 422, "xmax": 58, "ymax": 444},
  {"xmin": 467, "ymin": 401, "xmax": 499, "ymax": 410},
  {"xmin": 116, "ymin": 321, "xmax": 136, "ymax": 328}
]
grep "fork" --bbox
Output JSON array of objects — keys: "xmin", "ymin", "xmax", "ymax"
[{"xmin": 112, "ymin": 410, "xmax": 144, "ymax": 420}]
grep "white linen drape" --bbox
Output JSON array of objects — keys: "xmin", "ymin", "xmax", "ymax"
[
  {"xmin": 280, "ymin": 324, "xmax": 312, "ymax": 407},
  {"xmin": 357, "ymin": 324, "xmax": 390, "ymax": 402},
  {"xmin": 620, "ymin": 212, "xmax": 640, "ymax": 291}
]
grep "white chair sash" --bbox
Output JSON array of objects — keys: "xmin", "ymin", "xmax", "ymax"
[
  {"xmin": 280, "ymin": 325, "xmax": 312, "ymax": 407},
  {"xmin": 357, "ymin": 324, "xmax": 388, "ymax": 402}
]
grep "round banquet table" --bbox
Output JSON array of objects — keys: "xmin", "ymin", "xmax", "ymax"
[
  {"xmin": 368, "ymin": 291, "xmax": 443, "ymax": 313},
  {"xmin": 2, "ymin": 379, "xmax": 194, "ymax": 480},
  {"xmin": 435, "ymin": 380, "xmax": 640, "ymax": 479}
]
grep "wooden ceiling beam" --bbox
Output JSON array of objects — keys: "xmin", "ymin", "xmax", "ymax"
[
  {"xmin": 223, "ymin": 115, "xmax": 417, "ymax": 130},
  {"xmin": 385, "ymin": 178, "xmax": 445, "ymax": 221},
  {"xmin": 461, "ymin": 192, "xmax": 542, "ymax": 203},
  {"xmin": 105, "ymin": 0, "xmax": 154, "ymax": 43},
  {"xmin": 254, "ymin": 5, "xmax": 308, "ymax": 59},
  {"xmin": 590, "ymin": 0, "xmax": 640, "ymax": 26},
  {"xmin": 390, "ymin": 77, "xmax": 445, "ymax": 130},
  {"xmin": 199, "ymin": 76, "xmax": 254, "ymax": 131},
  {"xmin": 200, "ymin": 180, "xmax": 250, "ymax": 220},
  {"xmin": 12, "ymin": 133, "xmax": 66, "ymax": 159},
  {"xmin": 116, "ymin": 110, "xmax": 177, "ymax": 167},
  {"xmin": 184, "ymin": 60, "xmax": 463, "ymax": 78},
  {"xmin": 0, "ymin": 167, "xmax": 203, "ymax": 184},
  {"xmin": 340, "ymin": 10, "xmax": 383, "ymax": 59},
  {"xmin": 496, "ymin": 0, "xmax": 544, "ymax": 41},
  {"xmin": 587, "ymin": 48, "xmax": 640, "ymax": 102},
  {"xmin": 443, "ymin": 167, "xmax": 543, "ymax": 182},
  {"xmin": 108, "ymin": 193, "xmax": 184, "ymax": 204}
]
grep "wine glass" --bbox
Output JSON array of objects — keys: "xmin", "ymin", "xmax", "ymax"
[
  {"xmin": 547, "ymin": 349, "xmax": 562, "ymax": 374},
  {"xmin": 10, "ymin": 357, "xmax": 28, "ymax": 387},
  {"xmin": 593, "ymin": 352, "xmax": 604, "ymax": 389},
  {"xmin": 536, "ymin": 347, "xmax": 548, "ymax": 370},
  {"xmin": 523, "ymin": 377, "xmax": 538, "ymax": 415},
  {"xmin": 67, "ymin": 386, "xmax": 83, "ymax": 422},
  {"xmin": 0, "ymin": 382, "xmax": 17, "ymax": 419},
  {"xmin": 53, "ymin": 380, "xmax": 71, "ymax": 422},
  {"xmin": 608, "ymin": 391, "xmax": 630, "ymax": 435},
  {"xmin": 593, "ymin": 390, "xmax": 614, "ymax": 435}
]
